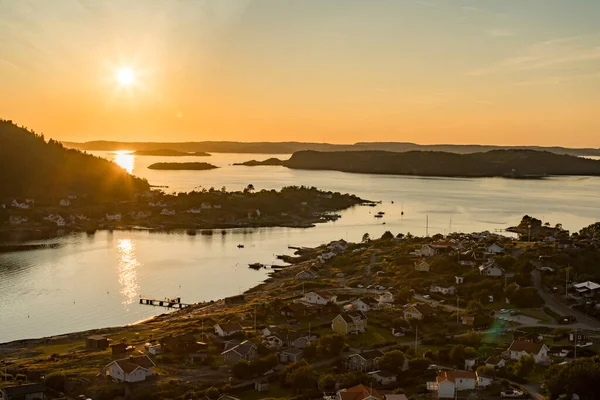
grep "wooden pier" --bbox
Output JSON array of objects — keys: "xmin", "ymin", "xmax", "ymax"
[{"xmin": 139, "ymin": 297, "xmax": 191, "ymax": 309}]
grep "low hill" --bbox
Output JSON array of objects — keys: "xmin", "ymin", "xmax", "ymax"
[
  {"xmin": 233, "ymin": 158, "xmax": 285, "ymax": 166},
  {"xmin": 132, "ymin": 149, "xmax": 210, "ymax": 157},
  {"xmin": 284, "ymin": 150, "xmax": 600, "ymax": 177},
  {"xmin": 147, "ymin": 162, "xmax": 218, "ymax": 170},
  {"xmin": 0, "ymin": 120, "xmax": 149, "ymax": 199},
  {"xmin": 64, "ymin": 140, "xmax": 600, "ymax": 157}
]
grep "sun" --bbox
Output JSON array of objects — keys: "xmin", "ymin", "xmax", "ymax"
[{"xmin": 116, "ymin": 67, "xmax": 135, "ymax": 86}]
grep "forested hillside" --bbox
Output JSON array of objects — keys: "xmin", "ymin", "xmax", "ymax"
[
  {"xmin": 0, "ymin": 120, "xmax": 149, "ymax": 200},
  {"xmin": 285, "ymin": 149, "xmax": 600, "ymax": 177}
]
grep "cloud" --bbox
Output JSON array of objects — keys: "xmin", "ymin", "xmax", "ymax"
[
  {"xmin": 486, "ymin": 28, "xmax": 516, "ymax": 37},
  {"xmin": 467, "ymin": 34, "xmax": 600, "ymax": 76}
]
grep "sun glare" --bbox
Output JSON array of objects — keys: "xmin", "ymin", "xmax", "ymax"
[{"xmin": 116, "ymin": 67, "xmax": 135, "ymax": 85}]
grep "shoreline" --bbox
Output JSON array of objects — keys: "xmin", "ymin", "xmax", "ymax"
[{"xmin": 0, "ymin": 253, "xmax": 304, "ymax": 348}]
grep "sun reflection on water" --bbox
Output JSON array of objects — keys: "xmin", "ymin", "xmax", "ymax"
[
  {"xmin": 114, "ymin": 150, "xmax": 134, "ymax": 174},
  {"xmin": 116, "ymin": 238, "xmax": 140, "ymax": 306}
]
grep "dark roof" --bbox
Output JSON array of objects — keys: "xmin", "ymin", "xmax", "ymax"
[
  {"xmin": 359, "ymin": 349, "xmax": 385, "ymax": 361},
  {"xmin": 3, "ymin": 383, "xmax": 45, "ymax": 395},
  {"xmin": 87, "ymin": 335, "xmax": 108, "ymax": 341},
  {"xmin": 222, "ymin": 340, "xmax": 256, "ymax": 356},
  {"xmin": 414, "ymin": 303, "xmax": 435, "ymax": 315},
  {"xmin": 113, "ymin": 355, "xmax": 155, "ymax": 374},
  {"xmin": 485, "ymin": 356, "xmax": 504, "ymax": 365},
  {"xmin": 508, "ymin": 340, "xmax": 546, "ymax": 354},
  {"xmin": 216, "ymin": 322, "xmax": 243, "ymax": 332},
  {"xmin": 282, "ymin": 347, "xmax": 303, "ymax": 355}
]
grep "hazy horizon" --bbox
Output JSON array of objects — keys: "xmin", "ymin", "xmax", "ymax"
[{"xmin": 2, "ymin": 0, "xmax": 600, "ymax": 146}]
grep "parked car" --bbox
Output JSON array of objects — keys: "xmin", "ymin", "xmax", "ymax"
[
  {"xmin": 357, "ymin": 284, "xmax": 364, "ymax": 288},
  {"xmin": 499, "ymin": 309, "xmax": 510, "ymax": 314},
  {"xmin": 423, "ymin": 295, "xmax": 431, "ymax": 300},
  {"xmin": 427, "ymin": 364, "xmax": 439, "ymax": 370},
  {"xmin": 501, "ymin": 390, "xmax": 523, "ymax": 398},
  {"xmin": 510, "ymin": 310, "xmax": 520, "ymax": 316}
]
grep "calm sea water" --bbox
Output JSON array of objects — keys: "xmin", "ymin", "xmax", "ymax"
[{"xmin": 1, "ymin": 151, "xmax": 599, "ymax": 343}]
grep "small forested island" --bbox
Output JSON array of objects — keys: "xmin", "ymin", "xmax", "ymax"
[
  {"xmin": 133, "ymin": 149, "xmax": 210, "ymax": 157},
  {"xmin": 2, "ymin": 216, "xmax": 600, "ymax": 400},
  {"xmin": 283, "ymin": 149, "xmax": 600, "ymax": 178},
  {"xmin": 147, "ymin": 162, "xmax": 219, "ymax": 170},
  {"xmin": 233, "ymin": 157, "xmax": 284, "ymax": 166}
]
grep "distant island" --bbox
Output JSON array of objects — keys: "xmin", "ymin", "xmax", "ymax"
[
  {"xmin": 278, "ymin": 149, "xmax": 600, "ymax": 178},
  {"xmin": 148, "ymin": 162, "xmax": 218, "ymax": 170},
  {"xmin": 133, "ymin": 149, "xmax": 210, "ymax": 157},
  {"xmin": 233, "ymin": 158, "xmax": 285, "ymax": 166},
  {"xmin": 63, "ymin": 140, "xmax": 600, "ymax": 157}
]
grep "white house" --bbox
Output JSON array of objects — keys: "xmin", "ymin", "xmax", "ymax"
[
  {"xmin": 105, "ymin": 355, "xmax": 155, "ymax": 383},
  {"xmin": 188, "ymin": 208, "xmax": 202, "ymax": 214},
  {"xmin": 302, "ymin": 291, "xmax": 337, "ymax": 305},
  {"xmin": 508, "ymin": 340, "xmax": 549, "ymax": 364},
  {"xmin": 59, "ymin": 199, "xmax": 71, "ymax": 207},
  {"xmin": 485, "ymin": 356, "xmax": 506, "ymax": 369},
  {"xmin": 573, "ymin": 281, "xmax": 600, "ymax": 297},
  {"xmin": 431, "ymin": 371, "xmax": 476, "ymax": 398},
  {"xmin": 417, "ymin": 244, "xmax": 437, "ymax": 257},
  {"xmin": 476, "ymin": 371, "xmax": 494, "ymax": 388},
  {"xmin": 106, "ymin": 213, "xmax": 122, "ymax": 221},
  {"xmin": 318, "ymin": 251, "xmax": 337, "ymax": 263},
  {"xmin": 430, "ymin": 285, "xmax": 456, "ymax": 296},
  {"xmin": 352, "ymin": 298, "xmax": 380, "ymax": 313},
  {"xmin": 11, "ymin": 199, "xmax": 30, "ymax": 209},
  {"xmin": 487, "ymin": 243, "xmax": 505, "ymax": 254},
  {"xmin": 214, "ymin": 322, "xmax": 243, "ymax": 337},
  {"xmin": 464, "ymin": 358, "xmax": 477, "ymax": 370},
  {"xmin": 378, "ymin": 292, "xmax": 394, "ymax": 303},
  {"xmin": 455, "ymin": 276, "xmax": 464, "ymax": 284},
  {"xmin": 8, "ymin": 215, "xmax": 28, "ymax": 225},
  {"xmin": 149, "ymin": 201, "xmax": 167, "ymax": 207},
  {"xmin": 160, "ymin": 208, "xmax": 176, "ymax": 216},
  {"xmin": 479, "ymin": 261, "xmax": 504, "ymax": 277},
  {"xmin": 201, "ymin": 202, "xmax": 212, "ymax": 209}
]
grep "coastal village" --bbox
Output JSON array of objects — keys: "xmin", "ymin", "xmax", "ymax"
[
  {"xmin": 0, "ymin": 186, "xmax": 365, "ymax": 243},
  {"xmin": 2, "ymin": 216, "xmax": 600, "ymax": 400}
]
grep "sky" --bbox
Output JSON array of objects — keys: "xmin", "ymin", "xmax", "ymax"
[{"xmin": 1, "ymin": 0, "xmax": 599, "ymax": 146}]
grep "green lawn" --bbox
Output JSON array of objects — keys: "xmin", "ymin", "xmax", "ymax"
[
  {"xmin": 518, "ymin": 308, "xmax": 551, "ymax": 324},
  {"xmin": 347, "ymin": 324, "xmax": 396, "ymax": 348}
]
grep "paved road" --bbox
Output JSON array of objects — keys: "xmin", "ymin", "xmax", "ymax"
[{"xmin": 532, "ymin": 270, "xmax": 600, "ymax": 330}]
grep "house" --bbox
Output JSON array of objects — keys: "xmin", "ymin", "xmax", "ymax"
[
  {"xmin": 318, "ymin": 251, "xmax": 337, "ymax": 263},
  {"xmin": 485, "ymin": 356, "xmax": 506, "ymax": 369},
  {"xmin": 280, "ymin": 303, "xmax": 318, "ymax": 318},
  {"xmin": 130, "ymin": 211, "xmax": 151, "ymax": 220},
  {"xmin": 414, "ymin": 260, "xmax": 430, "ymax": 272},
  {"xmin": 403, "ymin": 303, "xmax": 435, "ymax": 320},
  {"xmin": 573, "ymin": 281, "xmax": 600, "ymax": 297},
  {"xmin": 378, "ymin": 292, "xmax": 394, "ymax": 303},
  {"xmin": 296, "ymin": 269, "xmax": 317, "ymax": 280},
  {"xmin": 302, "ymin": 291, "xmax": 337, "ymax": 305},
  {"xmin": 368, "ymin": 370, "xmax": 397, "ymax": 386},
  {"xmin": 346, "ymin": 349, "xmax": 384, "ymax": 372},
  {"xmin": 160, "ymin": 208, "xmax": 176, "ymax": 216},
  {"xmin": 160, "ymin": 333, "xmax": 203, "ymax": 353},
  {"xmin": 569, "ymin": 330, "xmax": 589, "ymax": 343},
  {"xmin": 221, "ymin": 340, "xmax": 257, "ymax": 364},
  {"xmin": 476, "ymin": 371, "xmax": 494, "ymax": 387},
  {"xmin": 86, "ymin": 335, "xmax": 109, "ymax": 350},
  {"xmin": 105, "ymin": 213, "xmax": 121, "ymax": 221},
  {"xmin": 255, "ymin": 380, "xmax": 269, "ymax": 392},
  {"xmin": 417, "ymin": 244, "xmax": 437, "ymax": 257},
  {"xmin": 188, "ymin": 208, "xmax": 202, "ymax": 214},
  {"xmin": 280, "ymin": 347, "xmax": 303, "ymax": 363},
  {"xmin": 430, "ymin": 370, "xmax": 476, "ymax": 398},
  {"xmin": 332, "ymin": 312, "xmax": 368, "ymax": 335},
  {"xmin": 105, "ymin": 355, "xmax": 155, "ymax": 383},
  {"xmin": 217, "ymin": 396, "xmax": 241, "ymax": 400},
  {"xmin": 111, "ymin": 342, "xmax": 128, "ymax": 356},
  {"xmin": 461, "ymin": 315, "xmax": 475, "ymax": 326},
  {"xmin": 11, "ymin": 199, "xmax": 30, "ymax": 209},
  {"xmin": 352, "ymin": 298, "xmax": 380, "ymax": 312},
  {"xmin": 148, "ymin": 201, "xmax": 167, "ymax": 207},
  {"xmin": 336, "ymin": 384, "xmax": 384, "ymax": 400},
  {"xmin": 214, "ymin": 322, "xmax": 243, "ymax": 337},
  {"xmin": 556, "ymin": 238, "xmax": 574, "ymax": 249},
  {"xmin": 455, "ymin": 276, "xmax": 464, "ymax": 284},
  {"xmin": 0, "ymin": 383, "xmax": 45, "ymax": 400},
  {"xmin": 464, "ymin": 358, "xmax": 477, "ymax": 370},
  {"xmin": 487, "ymin": 243, "xmax": 504, "ymax": 254},
  {"xmin": 508, "ymin": 340, "xmax": 549, "ymax": 364},
  {"xmin": 8, "ymin": 215, "xmax": 28, "ymax": 225},
  {"xmin": 430, "ymin": 285, "xmax": 456, "ymax": 296},
  {"xmin": 59, "ymin": 199, "xmax": 71, "ymax": 207},
  {"xmin": 201, "ymin": 202, "xmax": 212, "ymax": 209},
  {"xmin": 479, "ymin": 261, "xmax": 505, "ymax": 277},
  {"xmin": 385, "ymin": 396, "xmax": 408, "ymax": 400}
]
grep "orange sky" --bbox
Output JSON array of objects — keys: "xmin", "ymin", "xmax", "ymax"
[{"xmin": 1, "ymin": 1, "xmax": 599, "ymax": 146}]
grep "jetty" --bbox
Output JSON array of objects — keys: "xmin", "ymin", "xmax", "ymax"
[{"xmin": 139, "ymin": 297, "xmax": 191, "ymax": 309}]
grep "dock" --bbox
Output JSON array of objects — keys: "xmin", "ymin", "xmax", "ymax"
[{"xmin": 139, "ymin": 297, "xmax": 192, "ymax": 309}]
